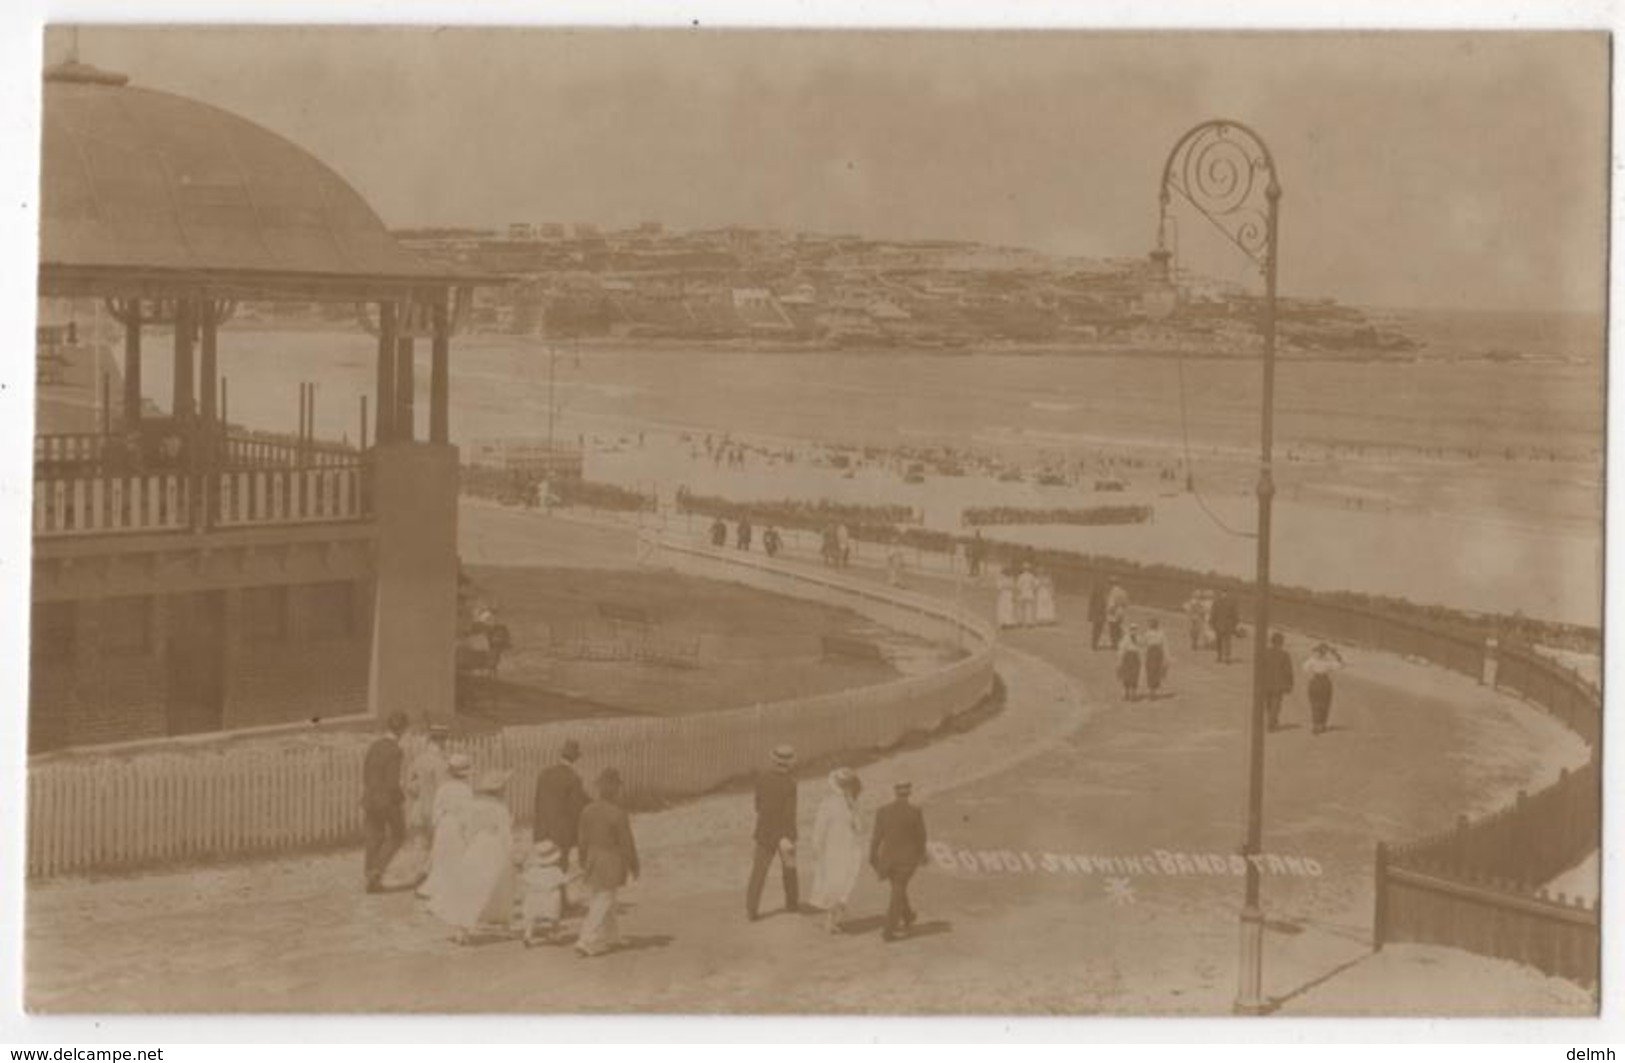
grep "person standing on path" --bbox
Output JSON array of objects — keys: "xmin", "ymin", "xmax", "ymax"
[
  {"xmin": 870, "ymin": 780, "xmax": 928, "ymax": 942},
  {"xmin": 1014, "ymin": 564, "xmax": 1038, "ymax": 627},
  {"xmin": 747, "ymin": 745, "xmax": 801, "ymax": 921},
  {"xmin": 533, "ymin": 739, "xmax": 589, "ymax": 872},
  {"xmin": 1263, "ymin": 632, "xmax": 1295, "ymax": 731},
  {"xmin": 1088, "ymin": 581, "xmax": 1109, "ymax": 649},
  {"xmin": 1211, "ymin": 591, "xmax": 1241, "ymax": 664},
  {"xmin": 1105, "ymin": 581, "xmax": 1130, "ymax": 651},
  {"xmin": 994, "ymin": 568, "xmax": 1016, "ymax": 630},
  {"xmin": 738, "ymin": 515, "xmax": 753, "ymax": 552},
  {"xmin": 809, "ymin": 767, "xmax": 865, "ymax": 935},
  {"xmin": 429, "ymin": 768, "xmax": 518, "ymax": 945},
  {"xmin": 418, "ymin": 752, "xmax": 475, "ymax": 903},
  {"xmin": 1117, "ymin": 623, "xmax": 1144, "ymax": 702},
  {"xmin": 1303, "ymin": 642, "xmax": 1348, "ymax": 735},
  {"xmin": 1184, "ymin": 590, "xmax": 1209, "ymax": 650},
  {"xmin": 576, "ymin": 768, "xmax": 640, "ymax": 957},
  {"xmin": 360, "ymin": 712, "xmax": 409, "ymax": 893},
  {"xmin": 401, "ymin": 722, "xmax": 452, "ymax": 884},
  {"xmin": 1142, "ymin": 619, "xmax": 1169, "ymax": 697}
]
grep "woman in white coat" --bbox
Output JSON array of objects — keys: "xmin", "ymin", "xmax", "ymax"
[
  {"xmin": 416, "ymin": 752, "xmax": 475, "ymax": 902},
  {"xmin": 994, "ymin": 569, "xmax": 1016, "ymax": 629},
  {"xmin": 809, "ymin": 767, "xmax": 865, "ymax": 934},
  {"xmin": 430, "ymin": 768, "xmax": 519, "ymax": 944}
]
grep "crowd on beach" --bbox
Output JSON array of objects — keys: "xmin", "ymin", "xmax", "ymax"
[{"xmin": 358, "ymin": 721, "xmax": 932, "ymax": 957}]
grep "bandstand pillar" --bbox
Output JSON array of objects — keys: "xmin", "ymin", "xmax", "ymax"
[
  {"xmin": 374, "ymin": 301, "xmax": 397, "ymax": 444},
  {"xmin": 430, "ymin": 295, "xmax": 450, "ymax": 445},
  {"xmin": 122, "ymin": 299, "xmax": 142, "ymax": 428},
  {"xmin": 368, "ymin": 441, "xmax": 458, "ymax": 725},
  {"xmin": 172, "ymin": 299, "xmax": 196, "ymax": 421},
  {"xmin": 396, "ymin": 334, "xmax": 416, "ymax": 443},
  {"xmin": 199, "ymin": 300, "xmax": 219, "ymax": 426}
]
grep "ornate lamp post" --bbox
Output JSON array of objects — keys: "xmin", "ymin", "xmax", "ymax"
[{"xmin": 1150, "ymin": 119, "xmax": 1281, "ymax": 1015}]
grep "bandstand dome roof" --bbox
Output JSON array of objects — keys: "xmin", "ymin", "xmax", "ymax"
[{"xmin": 39, "ymin": 61, "xmax": 474, "ymax": 296}]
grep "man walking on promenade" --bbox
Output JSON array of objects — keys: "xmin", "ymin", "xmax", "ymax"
[
  {"xmin": 1088, "ymin": 580, "xmax": 1108, "ymax": 649},
  {"xmin": 534, "ymin": 738, "xmax": 590, "ymax": 871},
  {"xmin": 1212, "ymin": 591, "xmax": 1241, "ymax": 664},
  {"xmin": 361, "ymin": 712, "xmax": 410, "ymax": 893},
  {"xmin": 1263, "ymin": 632, "xmax": 1295, "ymax": 731},
  {"xmin": 870, "ymin": 780, "xmax": 928, "ymax": 942},
  {"xmin": 747, "ymin": 744, "xmax": 800, "ymax": 921}
]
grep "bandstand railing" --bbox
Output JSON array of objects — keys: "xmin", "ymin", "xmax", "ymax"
[{"xmin": 32, "ymin": 431, "xmax": 371, "ymax": 538}]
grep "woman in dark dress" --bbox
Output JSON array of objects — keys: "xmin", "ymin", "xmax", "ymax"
[{"xmin": 1118, "ymin": 623, "xmax": 1144, "ymax": 702}]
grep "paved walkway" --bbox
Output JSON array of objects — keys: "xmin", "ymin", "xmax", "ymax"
[{"xmin": 25, "ymin": 505, "xmax": 1595, "ymax": 1014}]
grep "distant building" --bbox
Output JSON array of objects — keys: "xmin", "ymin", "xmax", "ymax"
[
  {"xmin": 538, "ymin": 223, "xmax": 567, "ymax": 240},
  {"xmin": 507, "ymin": 222, "xmax": 536, "ymax": 241}
]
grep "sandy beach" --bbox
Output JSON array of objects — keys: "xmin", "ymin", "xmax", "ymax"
[{"xmin": 84, "ymin": 324, "xmax": 1603, "ymax": 627}]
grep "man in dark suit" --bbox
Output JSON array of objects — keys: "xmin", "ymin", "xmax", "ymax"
[
  {"xmin": 870, "ymin": 780, "xmax": 928, "ymax": 941},
  {"xmin": 1263, "ymin": 631, "xmax": 1295, "ymax": 731},
  {"xmin": 360, "ymin": 712, "xmax": 409, "ymax": 893},
  {"xmin": 533, "ymin": 738, "xmax": 589, "ymax": 870},
  {"xmin": 1211, "ymin": 591, "xmax": 1241, "ymax": 664},
  {"xmin": 1087, "ymin": 581, "xmax": 1109, "ymax": 649},
  {"xmin": 746, "ymin": 744, "xmax": 799, "ymax": 921}
]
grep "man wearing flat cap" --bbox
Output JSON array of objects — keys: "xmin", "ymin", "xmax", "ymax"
[
  {"xmin": 870, "ymin": 780, "xmax": 928, "ymax": 941},
  {"xmin": 747, "ymin": 744, "xmax": 801, "ymax": 920},
  {"xmin": 534, "ymin": 738, "xmax": 589, "ymax": 872}
]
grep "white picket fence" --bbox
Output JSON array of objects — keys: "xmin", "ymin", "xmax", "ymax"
[
  {"xmin": 26, "ymin": 541, "xmax": 997, "ymax": 878},
  {"xmin": 32, "ymin": 474, "xmax": 189, "ymax": 537}
]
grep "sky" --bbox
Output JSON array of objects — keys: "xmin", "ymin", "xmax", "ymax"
[{"xmin": 48, "ymin": 27, "xmax": 1611, "ymax": 314}]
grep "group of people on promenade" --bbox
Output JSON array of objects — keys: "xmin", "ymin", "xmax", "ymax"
[
  {"xmin": 360, "ymin": 725, "xmax": 930, "ymax": 956},
  {"xmin": 360, "ymin": 723, "xmax": 640, "ymax": 957},
  {"xmin": 709, "ymin": 516, "xmax": 784, "ymax": 558},
  {"xmin": 1181, "ymin": 588, "xmax": 1242, "ymax": 663},
  {"xmin": 749, "ymin": 744, "xmax": 929, "ymax": 942},
  {"xmin": 1074, "ymin": 578, "xmax": 1349, "ymax": 728},
  {"xmin": 994, "ymin": 562, "xmax": 1057, "ymax": 629}
]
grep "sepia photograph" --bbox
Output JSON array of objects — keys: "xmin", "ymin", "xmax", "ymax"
[{"xmin": 20, "ymin": 24, "xmax": 1608, "ymax": 1019}]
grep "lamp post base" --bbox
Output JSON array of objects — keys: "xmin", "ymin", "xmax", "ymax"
[{"xmin": 1234, "ymin": 902, "xmax": 1270, "ymax": 1016}]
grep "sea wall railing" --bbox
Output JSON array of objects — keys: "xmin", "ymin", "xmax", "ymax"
[{"xmin": 25, "ymin": 539, "xmax": 997, "ymax": 878}]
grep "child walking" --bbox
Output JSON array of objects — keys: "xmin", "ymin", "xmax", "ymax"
[{"xmin": 518, "ymin": 839, "xmax": 579, "ymax": 947}]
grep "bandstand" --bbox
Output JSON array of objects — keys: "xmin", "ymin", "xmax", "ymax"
[{"xmin": 31, "ymin": 59, "xmax": 495, "ymax": 751}]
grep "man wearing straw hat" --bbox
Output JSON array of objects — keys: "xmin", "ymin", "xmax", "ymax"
[
  {"xmin": 746, "ymin": 744, "xmax": 801, "ymax": 921},
  {"xmin": 360, "ymin": 712, "xmax": 410, "ymax": 893},
  {"xmin": 870, "ymin": 779, "xmax": 928, "ymax": 942}
]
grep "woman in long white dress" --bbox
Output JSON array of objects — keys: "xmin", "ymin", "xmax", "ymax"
[
  {"xmin": 809, "ymin": 768, "xmax": 865, "ymax": 934},
  {"xmin": 994, "ymin": 570, "xmax": 1016, "ymax": 629},
  {"xmin": 416, "ymin": 753, "xmax": 474, "ymax": 902},
  {"xmin": 1035, "ymin": 574, "xmax": 1057, "ymax": 626},
  {"xmin": 429, "ymin": 768, "xmax": 519, "ymax": 944}
]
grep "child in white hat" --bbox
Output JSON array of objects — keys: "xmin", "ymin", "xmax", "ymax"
[{"xmin": 519, "ymin": 838, "xmax": 579, "ymax": 947}]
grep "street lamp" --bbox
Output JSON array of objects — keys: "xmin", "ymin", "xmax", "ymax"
[{"xmin": 1151, "ymin": 119, "xmax": 1281, "ymax": 1016}]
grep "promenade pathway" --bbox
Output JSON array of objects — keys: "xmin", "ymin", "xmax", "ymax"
[{"xmin": 24, "ymin": 503, "xmax": 1593, "ymax": 1015}]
